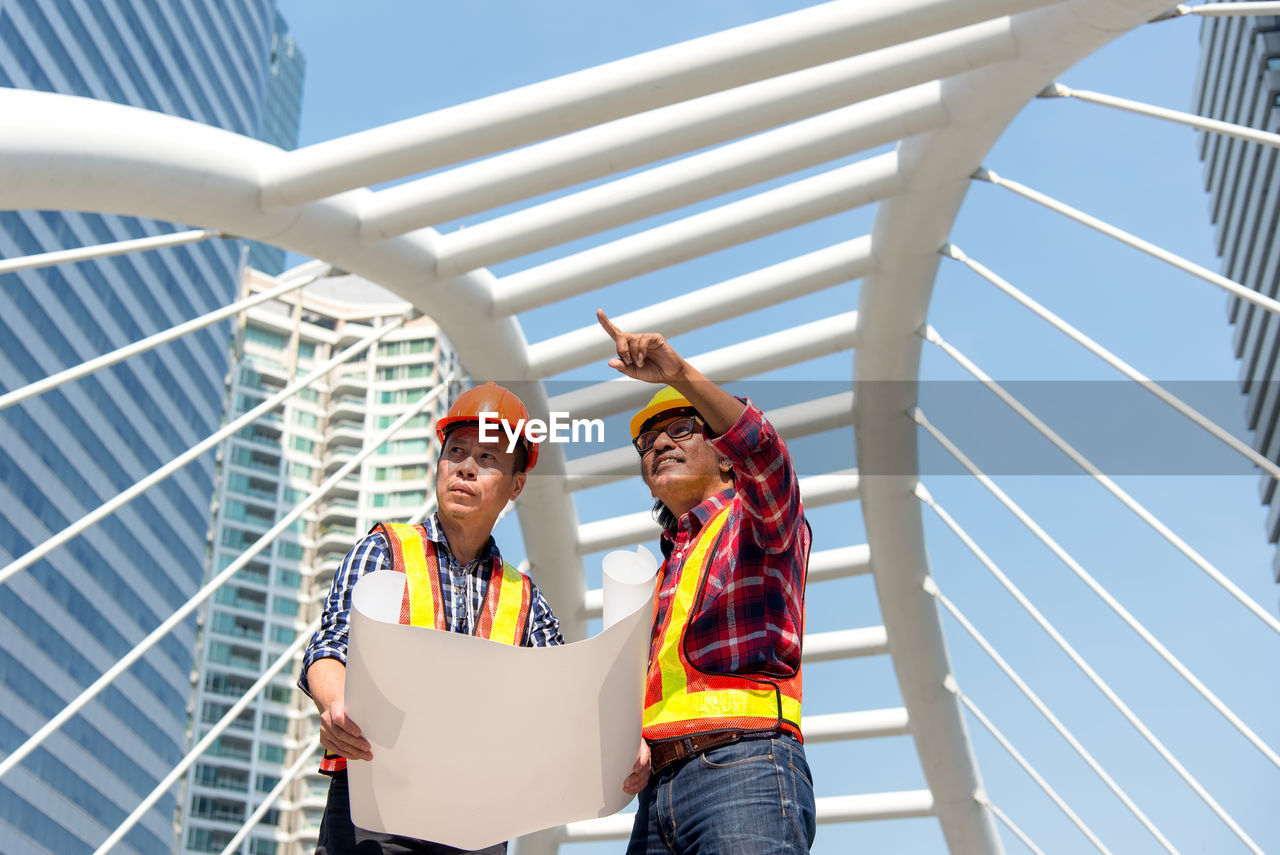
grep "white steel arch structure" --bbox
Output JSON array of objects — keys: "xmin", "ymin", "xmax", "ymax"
[{"xmin": 2, "ymin": 1, "xmax": 1278, "ymax": 853}]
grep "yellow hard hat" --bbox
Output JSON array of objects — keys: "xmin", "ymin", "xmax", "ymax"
[{"xmin": 630, "ymin": 386, "xmax": 694, "ymax": 441}]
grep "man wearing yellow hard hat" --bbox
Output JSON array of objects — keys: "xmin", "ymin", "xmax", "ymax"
[
  {"xmin": 300, "ymin": 382, "xmax": 564, "ymax": 854},
  {"xmin": 599, "ymin": 310, "xmax": 816, "ymax": 854}
]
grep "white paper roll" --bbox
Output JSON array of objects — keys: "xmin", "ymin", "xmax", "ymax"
[{"xmin": 601, "ymin": 543, "xmax": 658, "ymax": 629}]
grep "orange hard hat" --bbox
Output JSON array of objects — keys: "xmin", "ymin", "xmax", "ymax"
[{"xmin": 435, "ymin": 381, "xmax": 539, "ymax": 471}]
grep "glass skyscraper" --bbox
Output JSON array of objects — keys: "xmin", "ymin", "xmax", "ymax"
[
  {"xmin": 1194, "ymin": 13, "xmax": 1280, "ymax": 581},
  {"xmin": 0, "ymin": 3, "xmax": 303, "ymax": 853}
]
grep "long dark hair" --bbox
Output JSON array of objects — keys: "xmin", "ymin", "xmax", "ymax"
[{"xmin": 652, "ymin": 498, "xmax": 678, "ymax": 532}]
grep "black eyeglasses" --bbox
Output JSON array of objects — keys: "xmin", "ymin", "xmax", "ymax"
[{"xmin": 633, "ymin": 416, "xmax": 702, "ymax": 455}]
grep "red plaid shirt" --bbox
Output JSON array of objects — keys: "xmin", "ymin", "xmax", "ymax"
[{"xmin": 649, "ymin": 402, "xmax": 810, "ymax": 678}]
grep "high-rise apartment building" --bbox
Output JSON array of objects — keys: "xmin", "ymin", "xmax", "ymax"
[
  {"xmin": 0, "ymin": 4, "xmax": 302, "ymax": 853},
  {"xmin": 1193, "ymin": 13, "xmax": 1280, "ymax": 579},
  {"xmin": 182, "ymin": 269, "xmax": 460, "ymax": 855}
]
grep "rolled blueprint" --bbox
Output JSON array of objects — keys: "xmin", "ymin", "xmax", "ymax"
[{"xmin": 601, "ymin": 543, "xmax": 657, "ymax": 630}]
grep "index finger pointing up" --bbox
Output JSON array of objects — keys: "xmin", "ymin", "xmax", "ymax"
[{"xmin": 596, "ymin": 308, "xmax": 624, "ymax": 342}]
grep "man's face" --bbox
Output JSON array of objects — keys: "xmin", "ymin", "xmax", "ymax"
[
  {"xmin": 436, "ymin": 424, "xmax": 525, "ymax": 525},
  {"xmin": 638, "ymin": 413, "xmax": 729, "ymax": 509}
]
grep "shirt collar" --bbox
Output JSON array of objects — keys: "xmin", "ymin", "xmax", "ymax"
[
  {"xmin": 660, "ymin": 488, "xmax": 735, "ymax": 554},
  {"xmin": 424, "ymin": 512, "xmax": 500, "ymax": 568}
]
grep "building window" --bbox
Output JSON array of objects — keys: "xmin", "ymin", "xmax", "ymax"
[
  {"xmin": 377, "ymin": 438, "xmax": 430, "ymax": 456},
  {"xmin": 376, "ymin": 363, "xmax": 429, "ymax": 381},
  {"xmin": 374, "ymin": 464, "xmax": 428, "ymax": 481},
  {"xmin": 270, "ymin": 624, "xmax": 297, "ymax": 644},
  {"xmin": 259, "ymin": 743, "xmax": 286, "ymax": 763},
  {"xmin": 261, "ymin": 713, "xmax": 289, "ymax": 734},
  {"xmin": 372, "ymin": 490, "xmax": 427, "ymax": 508},
  {"xmin": 245, "ymin": 324, "xmax": 288, "ymax": 350},
  {"xmin": 378, "ymin": 339, "xmax": 430, "ymax": 357},
  {"xmin": 278, "ymin": 541, "xmax": 305, "ymax": 561},
  {"xmin": 379, "ymin": 387, "xmax": 429, "ymax": 405},
  {"xmin": 376, "ymin": 414, "xmax": 431, "ymax": 430}
]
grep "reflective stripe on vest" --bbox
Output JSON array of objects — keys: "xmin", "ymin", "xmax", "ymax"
[
  {"xmin": 321, "ymin": 523, "xmax": 531, "ymax": 774},
  {"xmin": 642, "ymin": 502, "xmax": 803, "ymax": 742}
]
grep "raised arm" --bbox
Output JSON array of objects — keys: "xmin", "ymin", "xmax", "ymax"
[{"xmin": 597, "ymin": 309, "xmax": 744, "ymax": 435}]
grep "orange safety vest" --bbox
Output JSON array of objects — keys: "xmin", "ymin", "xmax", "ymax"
[
  {"xmin": 320, "ymin": 523, "xmax": 532, "ymax": 773},
  {"xmin": 642, "ymin": 503, "xmax": 804, "ymax": 743}
]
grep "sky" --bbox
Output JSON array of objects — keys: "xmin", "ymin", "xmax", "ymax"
[{"xmin": 275, "ymin": 3, "xmax": 1279, "ymax": 854}]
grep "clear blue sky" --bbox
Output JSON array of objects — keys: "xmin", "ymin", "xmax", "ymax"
[{"xmin": 276, "ymin": 3, "xmax": 1279, "ymax": 853}]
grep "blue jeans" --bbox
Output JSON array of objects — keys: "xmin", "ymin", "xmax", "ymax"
[{"xmin": 626, "ymin": 733, "xmax": 816, "ymax": 855}]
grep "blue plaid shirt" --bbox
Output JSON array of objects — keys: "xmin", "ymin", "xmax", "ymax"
[{"xmin": 298, "ymin": 513, "xmax": 564, "ymax": 698}]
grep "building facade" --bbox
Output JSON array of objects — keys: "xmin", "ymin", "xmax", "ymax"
[
  {"xmin": 0, "ymin": 3, "xmax": 302, "ymax": 853},
  {"xmin": 248, "ymin": 11, "xmax": 305, "ymax": 276},
  {"xmin": 182, "ymin": 270, "xmax": 460, "ymax": 855},
  {"xmin": 1194, "ymin": 13, "xmax": 1280, "ymax": 578}
]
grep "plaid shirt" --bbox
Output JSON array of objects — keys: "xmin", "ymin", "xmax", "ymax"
[
  {"xmin": 650, "ymin": 402, "xmax": 810, "ymax": 678},
  {"xmin": 298, "ymin": 513, "xmax": 563, "ymax": 698}
]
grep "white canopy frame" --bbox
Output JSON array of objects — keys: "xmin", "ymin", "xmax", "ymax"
[{"xmin": 0, "ymin": 1, "xmax": 1252, "ymax": 853}]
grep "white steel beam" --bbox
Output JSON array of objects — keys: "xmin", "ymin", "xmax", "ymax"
[
  {"xmin": 217, "ymin": 734, "xmax": 322, "ymax": 855},
  {"xmin": 0, "ymin": 374, "xmax": 450, "ymax": 786},
  {"xmin": 564, "ymin": 391, "xmax": 856, "ymax": 490},
  {"xmin": 434, "ymin": 86, "xmax": 945, "ymax": 275},
  {"xmin": 974, "ymin": 167, "xmax": 1280, "ymax": 320},
  {"xmin": 850, "ymin": 2, "xmax": 1177, "ymax": 853},
  {"xmin": 916, "ymin": 418, "xmax": 1280, "ymax": 770},
  {"xmin": 0, "ymin": 227, "xmax": 218, "ymax": 275},
  {"xmin": 0, "ymin": 320, "xmax": 400, "ymax": 589},
  {"xmin": 550, "ymin": 313, "xmax": 859, "ymax": 422},
  {"xmin": 803, "ymin": 626, "xmax": 890, "ymax": 662},
  {"xmin": 359, "ymin": 20, "xmax": 1018, "ymax": 238},
  {"xmin": 802, "ymin": 708, "xmax": 911, "ymax": 743},
  {"xmin": 576, "ymin": 469, "xmax": 859, "ymax": 553},
  {"xmin": 817, "ymin": 790, "xmax": 936, "ymax": 822},
  {"xmin": 491, "ymin": 156, "xmax": 901, "ymax": 315},
  {"xmin": 529, "ymin": 238, "xmax": 873, "ymax": 379},
  {"xmin": 944, "ymin": 245, "xmax": 1280, "ymax": 481},
  {"xmin": 0, "ymin": 81, "xmax": 583, "ymax": 656},
  {"xmin": 0, "ymin": 261, "xmax": 330, "ymax": 413},
  {"xmin": 93, "ymin": 625, "xmax": 318, "ymax": 855},
  {"xmin": 263, "ymin": 0, "xmax": 1050, "ymax": 208},
  {"xmin": 923, "ymin": 327, "xmax": 1280, "ymax": 638},
  {"xmin": 930, "ymin": 582, "xmax": 1181, "ymax": 855},
  {"xmin": 809, "ymin": 543, "xmax": 873, "ymax": 582},
  {"xmin": 1040, "ymin": 82, "xmax": 1280, "ymax": 150},
  {"xmin": 981, "ymin": 800, "xmax": 1047, "ymax": 855},
  {"xmin": 1172, "ymin": 1, "xmax": 1280, "ymax": 16},
  {"xmin": 951, "ymin": 685, "xmax": 1111, "ymax": 855}
]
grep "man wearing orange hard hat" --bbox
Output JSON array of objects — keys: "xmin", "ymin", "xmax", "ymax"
[
  {"xmin": 598, "ymin": 311, "xmax": 816, "ymax": 855},
  {"xmin": 300, "ymin": 381, "xmax": 563, "ymax": 855}
]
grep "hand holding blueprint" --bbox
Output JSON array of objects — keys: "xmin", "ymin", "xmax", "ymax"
[{"xmin": 343, "ymin": 545, "xmax": 658, "ymax": 849}]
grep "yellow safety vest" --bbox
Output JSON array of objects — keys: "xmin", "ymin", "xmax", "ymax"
[
  {"xmin": 642, "ymin": 503, "xmax": 804, "ymax": 742},
  {"xmin": 320, "ymin": 523, "xmax": 532, "ymax": 774}
]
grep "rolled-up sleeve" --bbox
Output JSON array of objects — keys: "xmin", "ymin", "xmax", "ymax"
[
  {"xmin": 707, "ymin": 402, "xmax": 804, "ymax": 554},
  {"xmin": 298, "ymin": 531, "xmax": 390, "ymax": 698}
]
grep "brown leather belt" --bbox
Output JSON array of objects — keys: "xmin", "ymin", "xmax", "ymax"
[{"xmin": 648, "ymin": 730, "xmax": 749, "ymax": 775}]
